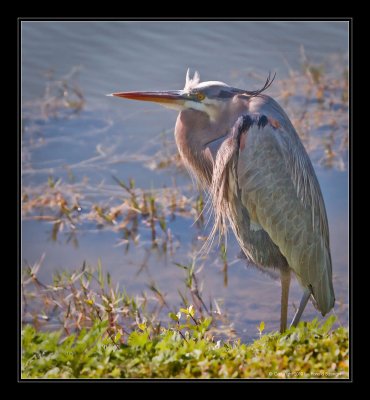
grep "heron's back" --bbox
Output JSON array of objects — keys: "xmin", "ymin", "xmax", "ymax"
[{"xmin": 227, "ymin": 95, "xmax": 335, "ymax": 315}]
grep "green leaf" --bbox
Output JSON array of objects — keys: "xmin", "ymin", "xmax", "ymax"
[
  {"xmin": 128, "ymin": 331, "xmax": 149, "ymax": 347},
  {"xmin": 320, "ymin": 315, "xmax": 336, "ymax": 334},
  {"xmin": 201, "ymin": 317, "xmax": 212, "ymax": 330},
  {"xmin": 97, "ymin": 258, "xmax": 103, "ymax": 288},
  {"xmin": 159, "ymin": 217, "xmax": 167, "ymax": 232},
  {"xmin": 169, "ymin": 312, "xmax": 179, "ymax": 322},
  {"xmin": 138, "ymin": 322, "xmax": 147, "ymax": 331}
]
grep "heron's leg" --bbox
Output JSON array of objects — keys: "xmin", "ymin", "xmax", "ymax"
[
  {"xmin": 290, "ymin": 288, "xmax": 311, "ymax": 328},
  {"xmin": 280, "ymin": 268, "xmax": 291, "ymax": 333}
]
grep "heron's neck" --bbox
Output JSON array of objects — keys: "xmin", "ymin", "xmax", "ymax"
[{"xmin": 174, "ymin": 109, "xmax": 228, "ymax": 186}]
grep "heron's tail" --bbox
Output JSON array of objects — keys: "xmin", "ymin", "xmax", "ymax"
[{"xmin": 310, "ymin": 252, "xmax": 335, "ymax": 316}]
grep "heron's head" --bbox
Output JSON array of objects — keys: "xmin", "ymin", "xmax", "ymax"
[{"xmin": 109, "ymin": 69, "xmax": 274, "ymax": 121}]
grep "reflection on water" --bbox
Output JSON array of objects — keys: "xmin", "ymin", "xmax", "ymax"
[{"xmin": 21, "ymin": 21, "xmax": 348, "ymax": 341}]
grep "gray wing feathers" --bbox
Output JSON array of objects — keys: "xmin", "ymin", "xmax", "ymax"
[{"xmin": 236, "ymin": 102, "xmax": 334, "ymax": 314}]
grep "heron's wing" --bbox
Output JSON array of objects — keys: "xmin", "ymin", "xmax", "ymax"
[{"xmin": 235, "ymin": 111, "xmax": 334, "ymax": 314}]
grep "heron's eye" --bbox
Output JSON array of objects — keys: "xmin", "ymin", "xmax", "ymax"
[{"xmin": 196, "ymin": 92, "xmax": 205, "ymax": 101}]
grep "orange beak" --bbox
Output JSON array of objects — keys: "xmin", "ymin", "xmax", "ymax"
[{"xmin": 108, "ymin": 90, "xmax": 187, "ymax": 106}]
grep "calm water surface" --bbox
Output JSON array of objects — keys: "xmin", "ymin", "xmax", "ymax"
[{"xmin": 21, "ymin": 21, "xmax": 349, "ymax": 341}]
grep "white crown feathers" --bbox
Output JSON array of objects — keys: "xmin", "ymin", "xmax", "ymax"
[{"xmin": 184, "ymin": 68, "xmax": 200, "ymax": 91}]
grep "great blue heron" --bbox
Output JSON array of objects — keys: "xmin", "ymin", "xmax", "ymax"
[{"xmin": 109, "ymin": 69, "xmax": 335, "ymax": 332}]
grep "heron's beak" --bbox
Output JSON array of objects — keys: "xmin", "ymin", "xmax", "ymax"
[{"xmin": 109, "ymin": 90, "xmax": 187, "ymax": 107}]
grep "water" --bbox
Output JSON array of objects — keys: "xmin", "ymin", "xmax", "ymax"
[{"xmin": 21, "ymin": 21, "xmax": 349, "ymax": 341}]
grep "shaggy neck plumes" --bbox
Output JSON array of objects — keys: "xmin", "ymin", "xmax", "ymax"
[{"xmin": 174, "ymin": 107, "xmax": 242, "ymax": 253}]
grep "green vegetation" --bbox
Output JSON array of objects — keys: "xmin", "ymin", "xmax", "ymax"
[
  {"xmin": 22, "ymin": 315, "xmax": 348, "ymax": 379},
  {"xmin": 22, "ymin": 263, "xmax": 348, "ymax": 379}
]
